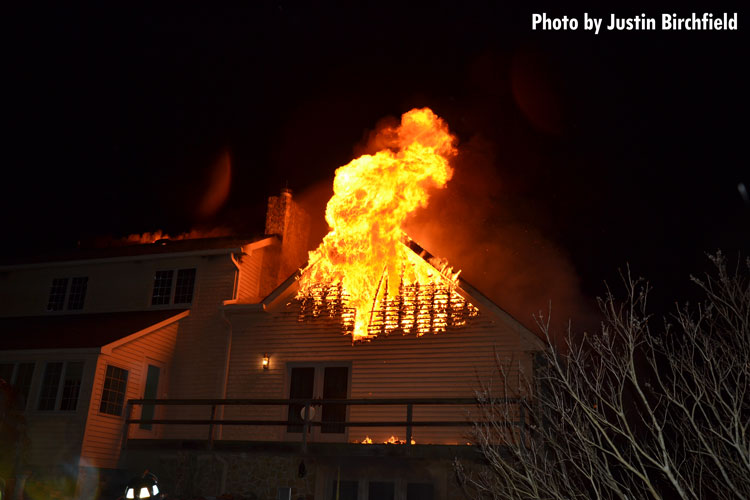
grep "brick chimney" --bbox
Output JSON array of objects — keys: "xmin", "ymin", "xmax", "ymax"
[{"xmin": 265, "ymin": 188, "xmax": 310, "ymax": 282}]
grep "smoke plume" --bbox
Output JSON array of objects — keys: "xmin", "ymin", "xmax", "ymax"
[{"xmin": 403, "ymin": 134, "xmax": 597, "ymax": 337}]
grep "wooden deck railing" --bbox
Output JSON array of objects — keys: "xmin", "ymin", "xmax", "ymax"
[{"xmin": 124, "ymin": 397, "xmax": 525, "ymax": 452}]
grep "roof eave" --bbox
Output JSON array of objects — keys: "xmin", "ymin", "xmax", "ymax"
[
  {"xmin": 0, "ymin": 346, "xmax": 102, "ymax": 355},
  {"xmin": 0, "ymin": 236, "xmax": 278, "ymax": 271},
  {"xmin": 100, "ymin": 309, "xmax": 190, "ymax": 354}
]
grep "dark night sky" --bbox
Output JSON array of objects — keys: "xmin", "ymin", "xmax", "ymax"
[{"xmin": 2, "ymin": 3, "xmax": 748, "ymax": 324}]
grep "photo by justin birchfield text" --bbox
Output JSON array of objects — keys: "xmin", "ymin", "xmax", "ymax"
[{"xmin": 532, "ymin": 12, "xmax": 739, "ymax": 34}]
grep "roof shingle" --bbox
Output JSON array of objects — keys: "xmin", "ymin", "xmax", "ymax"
[{"xmin": 0, "ymin": 309, "xmax": 187, "ymax": 350}]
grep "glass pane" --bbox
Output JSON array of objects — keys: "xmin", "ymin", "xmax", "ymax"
[
  {"xmin": 60, "ymin": 362, "xmax": 83, "ymax": 411},
  {"xmin": 330, "ymin": 480, "xmax": 358, "ymax": 500},
  {"xmin": 100, "ymin": 365, "xmax": 129, "ymax": 416},
  {"xmin": 67, "ymin": 277, "xmax": 88, "ymax": 310},
  {"xmin": 14, "ymin": 363, "xmax": 34, "ymax": 410},
  {"xmin": 38, "ymin": 362, "xmax": 63, "ymax": 410},
  {"xmin": 174, "ymin": 268, "xmax": 196, "ymax": 304},
  {"xmin": 287, "ymin": 367, "xmax": 315, "ymax": 433},
  {"xmin": 151, "ymin": 271, "xmax": 173, "ymax": 305},
  {"xmin": 321, "ymin": 366, "xmax": 348, "ymax": 433},
  {"xmin": 368, "ymin": 481, "xmax": 394, "ymax": 500},
  {"xmin": 47, "ymin": 278, "xmax": 68, "ymax": 311}
]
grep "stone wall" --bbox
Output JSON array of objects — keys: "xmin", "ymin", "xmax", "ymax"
[
  {"xmin": 120, "ymin": 447, "xmax": 476, "ymax": 500},
  {"xmin": 122, "ymin": 450, "xmax": 316, "ymax": 500}
]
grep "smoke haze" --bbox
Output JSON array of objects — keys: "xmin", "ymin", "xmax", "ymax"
[
  {"xmin": 297, "ymin": 117, "xmax": 597, "ymax": 339},
  {"xmin": 404, "ymin": 134, "xmax": 598, "ymax": 337}
]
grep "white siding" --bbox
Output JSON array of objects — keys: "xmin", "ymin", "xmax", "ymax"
[
  {"xmin": 236, "ymin": 249, "xmax": 264, "ymax": 302},
  {"xmin": 0, "ymin": 350, "xmax": 98, "ymax": 468},
  {"xmin": 80, "ymin": 321, "xmax": 179, "ymax": 469},
  {"xmin": 0, "ymin": 255, "xmax": 217, "ymax": 317},
  {"xmin": 219, "ymin": 298, "xmax": 532, "ymax": 445},
  {"xmin": 165, "ymin": 257, "xmax": 236, "ymax": 402}
]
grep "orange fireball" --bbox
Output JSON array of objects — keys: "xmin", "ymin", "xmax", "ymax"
[{"xmin": 298, "ymin": 108, "xmax": 461, "ymax": 341}]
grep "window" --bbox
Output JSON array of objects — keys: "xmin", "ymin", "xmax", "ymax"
[
  {"xmin": 60, "ymin": 362, "xmax": 83, "ymax": 410},
  {"xmin": 67, "ymin": 277, "xmax": 88, "ymax": 310},
  {"xmin": 38, "ymin": 362, "xmax": 63, "ymax": 410},
  {"xmin": 151, "ymin": 268, "xmax": 196, "ymax": 305},
  {"xmin": 151, "ymin": 271, "xmax": 173, "ymax": 305},
  {"xmin": 37, "ymin": 361, "xmax": 83, "ymax": 411},
  {"xmin": 46, "ymin": 276, "xmax": 88, "ymax": 311},
  {"xmin": 0, "ymin": 362, "xmax": 35, "ymax": 410},
  {"xmin": 174, "ymin": 268, "xmax": 196, "ymax": 304},
  {"xmin": 368, "ymin": 482, "xmax": 395, "ymax": 500},
  {"xmin": 14, "ymin": 364, "xmax": 34, "ymax": 410},
  {"xmin": 329, "ymin": 481, "xmax": 358, "ymax": 500},
  {"xmin": 47, "ymin": 278, "xmax": 68, "ymax": 311},
  {"xmin": 100, "ymin": 365, "xmax": 128, "ymax": 416}
]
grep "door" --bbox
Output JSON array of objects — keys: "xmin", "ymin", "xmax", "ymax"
[
  {"xmin": 287, "ymin": 367, "xmax": 315, "ymax": 433},
  {"xmin": 133, "ymin": 361, "xmax": 166, "ymax": 438},
  {"xmin": 286, "ymin": 363, "xmax": 350, "ymax": 442},
  {"xmin": 321, "ymin": 366, "xmax": 348, "ymax": 434}
]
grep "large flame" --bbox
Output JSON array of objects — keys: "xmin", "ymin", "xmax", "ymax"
[{"xmin": 298, "ymin": 108, "xmax": 463, "ymax": 341}]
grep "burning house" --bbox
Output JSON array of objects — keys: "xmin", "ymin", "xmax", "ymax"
[{"xmin": 0, "ymin": 109, "xmax": 542, "ymax": 500}]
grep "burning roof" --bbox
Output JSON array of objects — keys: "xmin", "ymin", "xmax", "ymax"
[
  {"xmin": 297, "ymin": 235, "xmax": 478, "ymax": 342},
  {"xmin": 296, "ymin": 108, "xmax": 478, "ymax": 342}
]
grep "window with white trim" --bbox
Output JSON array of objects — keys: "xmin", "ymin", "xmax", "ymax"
[
  {"xmin": 36, "ymin": 361, "xmax": 83, "ymax": 411},
  {"xmin": 0, "ymin": 362, "xmax": 35, "ymax": 410},
  {"xmin": 46, "ymin": 276, "xmax": 88, "ymax": 311},
  {"xmin": 151, "ymin": 268, "xmax": 196, "ymax": 305}
]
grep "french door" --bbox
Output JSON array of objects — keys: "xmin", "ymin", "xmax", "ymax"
[{"xmin": 286, "ymin": 363, "xmax": 350, "ymax": 442}]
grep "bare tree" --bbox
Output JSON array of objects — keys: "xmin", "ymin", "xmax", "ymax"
[{"xmin": 458, "ymin": 252, "xmax": 749, "ymax": 500}]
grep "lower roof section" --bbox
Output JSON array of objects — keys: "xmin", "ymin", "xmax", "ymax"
[{"xmin": 0, "ymin": 309, "xmax": 188, "ymax": 350}]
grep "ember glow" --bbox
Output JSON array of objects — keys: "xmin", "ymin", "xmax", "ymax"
[
  {"xmin": 359, "ymin": 435, "xmax": 415, "ymax": 445},
  {"xmin": 386, "ymin": 435, "xmax": 416, "ymax": 445},
  {"xmin": 121, "ymin": 227, "xmax": 233, "ymax": 245},
  {"xmin": 297, "ymin": 108, "xmax": 478, "ymax": 341}
]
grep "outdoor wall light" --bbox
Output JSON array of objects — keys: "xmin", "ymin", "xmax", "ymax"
[
  {"xmin": 124, "ymin": 470, "xmax": 163, "ymax": 499},
  {"xmin": 262, "ymin": 353, "xmax": 270, "ymax": 370}
]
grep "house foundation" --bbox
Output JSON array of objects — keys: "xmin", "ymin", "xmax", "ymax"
[{"xmin": 119, "ymin": 443, "xmax": 480, "ymax": 500}]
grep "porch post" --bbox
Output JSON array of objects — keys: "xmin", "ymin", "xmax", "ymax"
[
  {"xmin": 405, "ymin": 403, "xmax": 413, "ymax": 446},
  {"xmin": 121, "ymin": 402, "xmax": 133, "ymax": 450},
  {"xmin": 208, "ymin": 404, "xmax": 217, "ymax": 450},
  {"xmin": 301, "ymin": 401, "xmax": 310, "ymax": 453}
]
